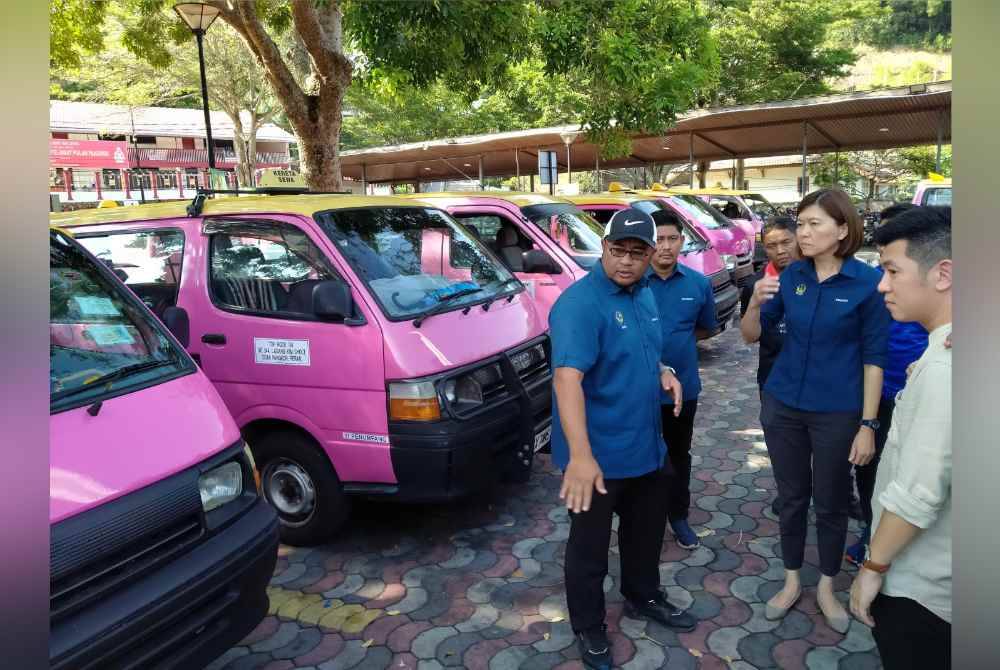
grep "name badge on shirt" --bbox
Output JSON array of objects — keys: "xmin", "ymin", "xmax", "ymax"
[{"xmin": 681, "ymin": 297, "xmax": 694, "ymax": 301}]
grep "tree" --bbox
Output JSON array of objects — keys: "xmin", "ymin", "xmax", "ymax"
[
  {"xmin": 707, "ymin": 0, "xmax": 881, "ymax": 106},
  {"xmin": 51, "ymin": 0, "xmax": 531, "ymax": 191},
  {"xmin": 809, "ymin": 145, "xmax": 951, "ymax": 203},
  {"xmin": 51, "ymin": 15, "xmax": 280, "ymax": 187}
]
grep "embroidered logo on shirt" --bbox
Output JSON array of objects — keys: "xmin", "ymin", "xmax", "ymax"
[
  {"xmin": 615, "ymin": 310, "xmax": 625, "ymax": 326},
  {"xmin": 835, "ymin": 298, "xmax": 849, "ymax": 303},
  {"xmin": 681, "ymin": 297, "xmax": 694, "ymax": 301},
  {"xmin": 795, "ymin": 283, "xmax": 807, "ymax": 296}
]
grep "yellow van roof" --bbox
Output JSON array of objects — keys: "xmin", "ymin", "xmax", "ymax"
[
  {"xmin": 50, "ymin": 194, "xmax": 427, "ymax": 228},
  {"xmin": 564, "ymin": 192, "xmax": 661, "ymax": 206},
  {"xmin": 668, "ymin": 187, "xmax": 756, "ymax": 197},
  {"xmin": 398, "ymin": 191, "xmax": 572, "ymax": 208}
]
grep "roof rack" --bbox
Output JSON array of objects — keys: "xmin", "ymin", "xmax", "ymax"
[{"xmin": 184, "ymin": 187, "xmax": 354, "ymax": 217}]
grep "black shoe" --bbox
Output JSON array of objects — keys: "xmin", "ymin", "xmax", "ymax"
[
  {"xmin": 576, "ymin": 624, "xmax": 612, "ymax": 669},
  {"xmin": 624, "ymin": 592, "xmax": 697, "ymax": 631}
]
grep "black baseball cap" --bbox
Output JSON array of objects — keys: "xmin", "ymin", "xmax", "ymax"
[{"xmin": 603, "ymin": 207, "xmax": 657, "ymax": 248}]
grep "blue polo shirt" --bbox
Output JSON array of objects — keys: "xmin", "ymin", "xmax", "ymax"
[
  {"xmin": 761, "ymin": 257, "xmax": 890, "ymax": 413},
  {"xmin": 874, "ymin": 268, "xmax": 929, "ymax": 399},
  {"xmin": 549, "ymin": 261, "xmax": 667, "ymax": 479},
  {"xmin": 646, "ymin": 264, "xmax": 717, "ymax": 403}
]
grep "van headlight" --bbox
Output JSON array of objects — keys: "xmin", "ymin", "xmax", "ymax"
[
  {"xmin": 442, "ymin": 375, "xmax": 484, "ymax": 407},
  {"xmin": 720, "ymin": 254, "xmax": 737, "ymax": 270},
  {"xmin": 199, "ymin": 461, "xmax": 243, "ymax": 512},
  {"xmin": 389, "ymin": 380, "xmax": 442, "ymax": 421}
]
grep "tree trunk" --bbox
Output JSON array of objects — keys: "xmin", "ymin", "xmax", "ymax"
[
  {"xmin": 697, "ymin": 160, "xmax": 710, "ymax": 188},
  {"xmin": 296, "ymin": 102, "xmax": 345, "ymax": 191},
  {"xmin": 735, "ymin": 158, "xmax": 745, "ymax": 190}
]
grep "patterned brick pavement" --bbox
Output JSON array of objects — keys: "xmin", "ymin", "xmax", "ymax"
[{"xmin": 207, "ymin": 328, "xmax": 881, "ymax": 670}]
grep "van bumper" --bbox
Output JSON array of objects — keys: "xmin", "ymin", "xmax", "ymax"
[
  {"xmin": 50, "ymin": 498, "xmax": 279, "ymax": 670},
  {"xmin": 388, "ymin": 382, "xmax": 552, "ymax": 502}
]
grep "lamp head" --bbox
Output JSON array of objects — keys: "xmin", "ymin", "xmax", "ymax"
[{"xmin": 173, "ymin": 2, "xmax": 221, "ymax": 32}]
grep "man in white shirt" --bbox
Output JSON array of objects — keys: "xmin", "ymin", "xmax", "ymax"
[{"xmin": 849, "ymin": 206, "xmax": 951, "ymax": 670}]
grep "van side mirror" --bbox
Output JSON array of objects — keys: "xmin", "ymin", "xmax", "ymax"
[
  {"xmin": 162, "ymin": 306, "xmax": 190, "ymax": 347},
  {"xmin": 522, "ymin": 249, "xmax": 562, "ymax": 275},
  {"xmin": 312, "ymin": 280, "xmax": 354, "ymax": 321}
]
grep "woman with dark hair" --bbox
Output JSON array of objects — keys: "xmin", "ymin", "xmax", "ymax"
[{"xmin": 743, "ymin": 188, "xmax": 890, "ymax": 634}]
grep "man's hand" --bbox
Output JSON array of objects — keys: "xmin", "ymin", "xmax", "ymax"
[
  {"xmin": 749, "ymin": 276, "xmax": 780, "ymax": 307},
  {"xmin": 661, "ymin": 369, "xmax": 683, "ymax": 417},
  {"xmin": 850, "ymin": 567, "xmax": 883, "ymax": 627},
  {"xmin": 559, "ymin": 455, "xmax": 606, "ymax": 513},
  {"xmin": 849, "ymin": 428, "xmax": 876, "ymax": 465}
]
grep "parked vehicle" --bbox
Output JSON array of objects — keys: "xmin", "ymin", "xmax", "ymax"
[
  {"xmin": 621, "ymin": 184, "xmax": 756, "ymax": 291},
  {"xmin": 912, "ymin": 176, "xmax": 952, "ymax": 206},
  {"xmin": 564, "ymin": 190, "xmax": 740, "ymax": 333},
  {"xmin": 49, "ymin": 227, "xmax": 278, "ymax": 669},
  {"xmin": 684, "ymin": 188, "xmax": 779, "ymax": 270},
  {"xmin": 54, "ymin": 192, "xmax": 553, "ymax": 546}
]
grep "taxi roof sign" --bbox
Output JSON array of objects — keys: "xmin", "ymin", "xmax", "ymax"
[{"xmin": 256, "ymin": 168, "xmax": 307, "ymax": 190}]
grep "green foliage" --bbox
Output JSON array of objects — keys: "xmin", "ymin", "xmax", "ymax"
[
  {"xmin": 809, "ymin": 145, "xmax": 951, "ymax": 200},
  {"xmin": 50, "ymin": 0, "xmax": 109, "ymax": 69},
  {"xmin": 534, "ymin": 0, "xmax": 720, "ymax": 159},
  {"xmin": 866, "ymin": 0, "xmax": 951, "ymax": 52},
  {"xmin": 344, "ymin": 0, "xmax": 532, "ymax": 96},
  {"xmin": 709, "ymin": 0, "xmax": 878, "ymax": 105}
]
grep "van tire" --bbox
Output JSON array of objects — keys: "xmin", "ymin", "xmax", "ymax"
[{"xmin": 251, "ymin": 430, "xmax": 350, "ymax": 546}]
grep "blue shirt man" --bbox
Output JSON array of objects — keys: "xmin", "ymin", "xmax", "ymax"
[
  {"xmin": 761, "ymin": 256, "xmax": 890, "ymax": 413},
  {"xmin": 549, "ymin": 207, "xmax": 696, "ymax": 664},
  {"xmin": 645, "ymin": 218, "xmax": 717, "ymax": 550}
]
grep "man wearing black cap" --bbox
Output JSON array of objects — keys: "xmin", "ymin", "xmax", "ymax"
[{"xmin": 550, "ymin": 208, "xmax": 697, "ymax": 669}]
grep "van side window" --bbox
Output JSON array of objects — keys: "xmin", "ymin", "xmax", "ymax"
[
  {"xmin": 451, "ymin": 214, "xmax": 506, "ymax": 266},
  {"xmin": 208, "ymin": 222, "xmax": 339, "ymax": 318},
  {"xmin": 76, "ymin": 229, "xmax": 184, "ymax": 319}
]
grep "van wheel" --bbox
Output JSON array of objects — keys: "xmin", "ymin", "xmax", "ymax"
[{"xmin": 252, "ymin": 430, "xmax": 350, "ymax": 546}]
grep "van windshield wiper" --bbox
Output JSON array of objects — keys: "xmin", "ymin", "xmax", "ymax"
[
  {"xmin": 412, "ymin": 288, "xmax": 485, "ymax": 328},
  {"xmin": 485, "ymin": 278, "xmax": 522, "ymax": 307},
  {"xmin": 51, "ymin": 359, "xmax": 176, "ymax": 403}
]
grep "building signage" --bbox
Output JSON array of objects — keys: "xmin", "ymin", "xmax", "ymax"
[{"xmin": 49, "ymin": 139, "xmax": 130, "ymax": 168}]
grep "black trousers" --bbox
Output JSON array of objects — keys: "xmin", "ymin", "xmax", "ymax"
[
  {"xmin": 564, "ymin": 467, "xmax": 669, "ymax": 633},
  {"xmin": 854, "ymin": 395, "xmax": 895, "ymax": 528},
  {"xmin": 760, "ymin": 392, "xmax": 859, "ymax": 576},
  {"xmin": 871, "ymin": 593, "xmax": 951, "ymax": 670},
  {"xmin": 661, "ymin": 399, "xmax": 698, "ymax": 522}
]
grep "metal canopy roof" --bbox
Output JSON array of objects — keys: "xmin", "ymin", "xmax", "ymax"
[{"xmin": 339, "ymin": 81, "xmax": 951, "ymax": 185}]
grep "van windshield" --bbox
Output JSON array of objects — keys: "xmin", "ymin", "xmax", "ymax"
[
  {"xmin": 630, "ymin": 200, "xmax": 710, "ymax": 254},
  {"xmin": 50, "ymin": 230, "xmax": 191, "ymax": 413},
  {"xmin": 922, "ymin": 187, "xmax": 952, "ymax": 206},
  {"xmin": 742, "ymin": 194, "xmax": 778, "ymax": 219},
  {"xmin": 668, "ymin": 194, "xmax": 732, "ymax": 230},
  {"xmin": 316, "ymin": 207, "xmax": 519, "ymax": 320},
  {"xmin": 520, "ymin": 203, "xmax": 604, "ymax": 269}
]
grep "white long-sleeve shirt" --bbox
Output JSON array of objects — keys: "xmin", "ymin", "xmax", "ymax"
[{"xmin": 871, "ymin": 323, "xmax": 952, "ymax": 622}]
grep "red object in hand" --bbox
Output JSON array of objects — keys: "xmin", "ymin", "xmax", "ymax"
[{"xmin": 764, "ymin": 262, "xmax": 779, "ymax": 278}]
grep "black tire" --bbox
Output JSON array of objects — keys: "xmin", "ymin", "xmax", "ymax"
[{"xmin": 250, "ymin": 429, "xmax": 350, "ymax": 546}]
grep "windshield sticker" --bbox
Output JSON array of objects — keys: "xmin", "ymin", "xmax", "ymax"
[
  {"xmin": 86, "ymin": 324, "xmax": 135, "ymax": 346},
  {"xmin": 342, "ymin": 432, "xmax": 390, "ymax": 445},
  {"xmin": 254, "ymin": 337, "xmax": 311, "ymax": 366},
  {"xmin": 74, "ymin": 296, "xmax": 120, "ymax": 317}
]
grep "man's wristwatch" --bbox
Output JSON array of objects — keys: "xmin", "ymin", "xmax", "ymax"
[
  {"xmin": 659, "ymin": 364, "xmax": 676, "ymax": 376},
  {"xmin": 859, "ymin": 418, "xmax": 880, "ymax": 431}
]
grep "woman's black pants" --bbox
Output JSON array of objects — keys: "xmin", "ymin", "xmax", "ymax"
[{"xmin": 761, "ymin": 392, "xmax": 859, "ymax": 576}]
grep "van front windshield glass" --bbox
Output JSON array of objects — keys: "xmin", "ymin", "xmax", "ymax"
[
  {"xmin": 631, "ymin": 200, "xmax": 709, "ymax": 254},
  {"xmin": 743, "ymin": 194, "xmax": 778, "ymax": 218},
  {"xmin": 668, "ymin": 194, "xmax": 732, "ymax": 230},
  {"xmin": 520, "ymin": 203, "xmax": 603, "ymax": 269},
  {"xmin": 316, "ymin": 207, "xmax": 518, "ymax": 320},
  {"xmin": 50, "ymin": 231, "xmax": 189, "ymax": 413}
]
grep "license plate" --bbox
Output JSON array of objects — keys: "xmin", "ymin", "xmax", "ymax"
[{"xmin": 533, "ymin": 425, "xmax": 552, "ymax": 452}]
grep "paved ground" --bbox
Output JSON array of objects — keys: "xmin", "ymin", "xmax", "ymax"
[{"xmin": 207, "ymin": 328, "xmax": 881, "ymax": 670}]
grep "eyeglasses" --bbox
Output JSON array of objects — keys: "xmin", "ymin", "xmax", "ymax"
[{"xmin": 608, "ymin": 246, "xmax": 651, "ymax": 260}]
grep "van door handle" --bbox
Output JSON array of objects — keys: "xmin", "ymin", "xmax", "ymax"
[{"xmin": 201, "ymin": 333, "xmax": 227, "ymax": 345}]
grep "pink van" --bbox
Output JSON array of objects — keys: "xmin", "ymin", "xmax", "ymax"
[
  {"xmin": 635, "ymin": 187, "xmax": 756, "ymax": 291},
  {"xmin": 564, "ymin": 192, "xmax": 741, "ymax": 332},
  {"xmin": 56, "ymin": 194, "xmax": 552, "ymax": 546},
  {"xmin": 49, "ymin": 228, "xmax": 278, "ymax": 669},
  {"xmin": 688, "ymin": 189, "xmax": 780, "ymax": 270},
  {"xmin": 912, "ymin": 178, "xmax": 952, "ymax": 206}
]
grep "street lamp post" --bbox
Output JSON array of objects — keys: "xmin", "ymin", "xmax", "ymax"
[{"xmin": 174, "ymin": 3, "xmax": 221, "ymax": 173}]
